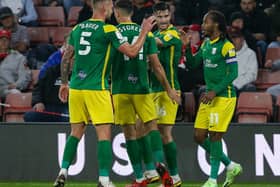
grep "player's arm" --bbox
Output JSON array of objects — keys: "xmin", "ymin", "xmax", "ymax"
[
  {"xmin": 149, "ymin": 54, "xmax": 181, "ymax": 105},
  {"xmin": 180, "ymin": 30, "xmax": 202, "ymax": 69},
  {"xmin": 59, "ymin": 44, "xmax": 74, "ymax": 103},
  {"xmin": 118, "ymin": 16, "xmax": 156, "ymax": 58}
]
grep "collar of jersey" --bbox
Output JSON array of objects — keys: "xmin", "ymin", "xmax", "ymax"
[
  {"xmin": 119, "ymin": 22, "xmax": 136, "ymax": 24},
  {"xmin": 89, "ymin": 18, "xmax": 104, "ymax": 22},
  {"xmin": 159, "ymin": 24, "xmax": 174, "ymax": 34},
  {"xmin": 210, "ymin": 36, "xmax": 220, "ymax": 44}
]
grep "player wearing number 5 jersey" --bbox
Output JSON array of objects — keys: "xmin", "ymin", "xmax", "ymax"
[
  {"xmin": 53, "ymin": 0, "xmax": 156, "ymax": 187},
  {"xmin": 111, "ymin": 1, "xmax": 180, "ymax": 186}
]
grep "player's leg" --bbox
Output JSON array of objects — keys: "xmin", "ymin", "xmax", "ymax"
[
  {"xmin": 86, "ymin": 90, "xmax": 115, "ymax": 187},
  {"xmin": 114, "ymin": 94, "xmax": 147, "ymax": 186},
  {"xmin": 157, "ymin": 92, "xmax": 181, "ymax": 187},
  {"xmin": 54, "ymin": 89, "xmax": 88, "ymax": 187},
  {"xmin": 136, "ymin": 119, "xmax": 159, "ymax": 184}
]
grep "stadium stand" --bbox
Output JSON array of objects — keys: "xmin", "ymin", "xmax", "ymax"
[
  {"xmin": 67, "ymin": 6, "xmax": 82, "ymax": 26},
  {"xmin": 28, "ymin": 27, "xmax": 50, "ymax": 46},
  {"xmin": 265, "ymin": 47, "xmax": 280, "ymax": 64},
  {"xmin": 254, "ymin": 69, "xmax": 280, "ymax": 91},
  {"xmin": 32, "ymin": 0, "xmax": 42, "ymax": 6},
  {"xmin": 277, "ymin": 95, "xmax": 280, "ymax": 122},
  {"xmin": 236, "ymin": 92, "xmax": 273, "ymax": 123},
  {"xmin": 48, "ymin": 27, "xmax": 72, "ymax": 46},
  {"xmin": 183, "ymin": 92, "xmax": 196, "ymax": 122},
  {"xmin": 3, "ymin": 92, "xmax": 32, "ymax": 122},
  {"xmin": 27, "ymin": 70, "xmax": 40, "ymax": 91},
  {"xmin": 36, "ymin": 6, "xmax": 65, "ymax": 26}
]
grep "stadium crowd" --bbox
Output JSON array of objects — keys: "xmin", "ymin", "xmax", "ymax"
[{"xmin": 0, "ymin": 0, "xmax": 280, "ymax": 123}]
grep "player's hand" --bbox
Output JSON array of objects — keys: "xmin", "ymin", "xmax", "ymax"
[
  {"xmin": 141, "ymin": 16, "xmax": 156, "ymax": 34},
  {"xmin": 59, "ymin": 84, "xmax": 69, "ymax": 103},
  {"xmin": 33, "ymin": 102, "xmax": 45, "ymax": 112},
  {"xmin": 179, "ymin": 29, "xmax": 191, "ymax": 46},
  {"xmin": 200, "ymin": 91, "xmax": 216, "ymax": 104},
  {"xmin": 167, "ymin": 89, "xmax": 182, "ymax": 105}
]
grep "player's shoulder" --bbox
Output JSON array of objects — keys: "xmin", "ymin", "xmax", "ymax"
[
  {"xmin": 222, "ymin": 39, "xmax": 236, "ymax": 57},
  {"xmin": 166, "ymin": 25, "xmax": 180, "ymax": 39},
  {"xmin": 103, "ymin": 24, "xmax": 118, "ymax": 33}
]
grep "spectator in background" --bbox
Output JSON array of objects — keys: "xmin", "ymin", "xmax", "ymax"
[
  {"xmin": 266, "ymin": 0, "xmax": 280, "ymax": 48},
  {"xmin": 63, "ymin": 0, "xmax": 83, "ymax": 15},
  {"xmin": 239, "ymin": 0, "xmax": 270, "ymax": 63},
  {"xmin": 42, "ymin": 0, "xmax": 62, "ymax": 6},
  {"xmin": 24, "ymin": 36, "xmax": 69, "ymax": 122},
  {"xmin": 229, "ymin": 11, "xmax": 257, "ymax": 53},
  {"xmin": 23, "ymin": 63, "xmax": 69, "ymax": 122},
  {"xmin": 0, "ymin": 0, "xmax": 38, "ymax": 26},
  {"xmin": 0, "ymin": 7, "xmax": 30, "ymax": 54},
  {"xmin": 77, "ymin": 0, "xmax": 92, "ymax": 24},
  {"xmin": 228, "ymin": 26, "xmax": 258, "ymax": 95},
  {"xmin": 178, "ymin": 24, "xmax": 204, "ymax": 93},
  {"xmin": 0, "ymin": 29, "xmax": 31, "ymax": 98},
  {"xmin": 132, "ymin": 0, "xmax": 154, "ymax": 25}
]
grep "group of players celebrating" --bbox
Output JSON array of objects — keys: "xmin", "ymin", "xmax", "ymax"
[{"xmin": 53, "ymin": 0, "xmax": 243, "ymax": 187}]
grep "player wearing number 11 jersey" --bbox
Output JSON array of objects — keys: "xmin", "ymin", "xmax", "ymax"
[{"xmin": 53, "ymin": 0, "xmax": 156, "ymax": 186}]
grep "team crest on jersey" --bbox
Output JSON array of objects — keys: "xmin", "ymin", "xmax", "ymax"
[{"xmin": 212, "ymin": 48, "xmax": 217, "ymax": 54}]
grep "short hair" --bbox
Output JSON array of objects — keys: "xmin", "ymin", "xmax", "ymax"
[
  {"xmin": 114, "ymin": 0, "xmax": 133, "ymax": 15},
  {"xmin": 153, "ymin": 2, "xmax": 170, "ymax": 13}
]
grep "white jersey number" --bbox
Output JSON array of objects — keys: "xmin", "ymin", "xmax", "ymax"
[
  {"xmin": 123, "ymin": 36, "xmax": 144, "ymax": 61},
  {"xmin": 78, "ymin": 31, "xmax": 92, "ymax": 55}
]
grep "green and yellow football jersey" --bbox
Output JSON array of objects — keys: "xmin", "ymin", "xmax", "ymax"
[
  {"xmin": 150, "ymin": 25, "xmax": 182, "ymax": 92},
  {"xmin": 68, "ymin": 19, "xmax": 125, "ymax": 90},
  {"xmin": 185, "ymin": 37, "xmax": 238, "ymax": 97},
  {"xmin": 111, "ymin": 22, "xmax": 158, "ymax": 94}
]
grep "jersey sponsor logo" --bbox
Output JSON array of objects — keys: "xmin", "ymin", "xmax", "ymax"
[
  {"xmin": 204, "ymin": 59, "xmax": 218, "ymax": 68},
  {"xmin": 78, "ymin": 70, "xmax": 87, "ymax": 80},
  {"xmin": 128, "ymin": 74, "xmax": 138, "ymax": 84}
]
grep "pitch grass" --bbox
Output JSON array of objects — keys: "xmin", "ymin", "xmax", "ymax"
[{"xmin": 0, "ymin": 183, "xmax": 279, "ymax": 187}]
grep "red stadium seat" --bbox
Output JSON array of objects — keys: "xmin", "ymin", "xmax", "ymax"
[
  {"xmin": 265, "ymin": 47, "xmax": 280, "ymax": 64},
  {"xmin": 36, "ymin": 6, "xmax": 65, "ymax": 26},
  {"xmin": 48, "ymin": 27, "xmax": 72, "ymax": 47},
  {"xmin": 27, "ymin": 27, "xmax": 50, "ymax": 46},
  {"xmin": 236, "ymin": 92, "xmax": 273, "ymax": 123},
  {"xmin": 254, "ymin": 69, "xmax": 280, "ymax": 91},
  {"xmin": 183, "ymin": 92, "xmax": 196, "ymax": 122},
  {"xmin": 3, "ymin": 93, "xmax": 32, "ymax": 122},
  {"xmin": 67, "ymin": 6, "xmax": 82, "ymax": 26}
]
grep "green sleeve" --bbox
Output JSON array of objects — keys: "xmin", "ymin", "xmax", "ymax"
[
  {"xmin": 105, "ymin": 26, "xmax": 126, "ymax": 49},
  {"xmin": 185, "ymin": 46, "xmax": 203, "ymax": 69},
  {"xmin": 147, "ymin": 35, "xmax": 158, "ymax": 55}
]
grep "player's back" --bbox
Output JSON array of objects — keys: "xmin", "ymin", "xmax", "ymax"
[
  {"xmin": 111, "ymin": 22, "xmax": 157, "ymax": 95},
  {"xmin": 69, "ymin": 19, "xmax": 123, "ymax": 91}
]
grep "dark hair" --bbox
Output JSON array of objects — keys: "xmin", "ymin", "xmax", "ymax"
[
  {"xmin": 114, "ymin": 0, "xmax": 133, "ymax": 15},
  {"xmin": 206, "ymin": 10, "xmax": 227, "ymax": 40},
  {"xmin": 229, "ymin": 11, "xmax": 244, "ymax": 25},
  {"xmin": 153, "ymin": 2, "xmax": 170, "ymax": 13}
]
